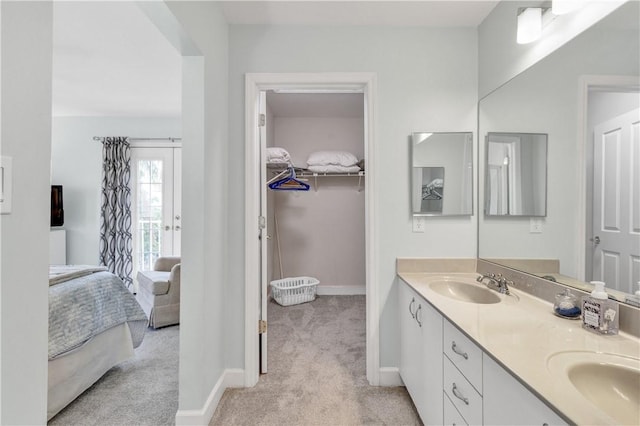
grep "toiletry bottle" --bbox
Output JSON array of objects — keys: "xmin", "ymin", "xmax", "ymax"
[{"xmin": 582, "ymin": 281, "xmax": 619, "ymax": 335}]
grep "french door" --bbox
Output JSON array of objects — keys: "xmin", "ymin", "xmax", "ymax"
[{"xmin": 131, "ymin": 146, "xmax": 181, "ymax": 288}]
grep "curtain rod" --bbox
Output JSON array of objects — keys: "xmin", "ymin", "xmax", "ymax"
[{"xmin": 92, "ymin": 136, "xmax": 181, "ymax": 142}]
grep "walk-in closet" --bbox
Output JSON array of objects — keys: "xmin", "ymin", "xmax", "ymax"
[{"xmin": 264, "ymin": 92, "xmax": 366, "ymax": 299}]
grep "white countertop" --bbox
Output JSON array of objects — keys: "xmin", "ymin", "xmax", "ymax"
[{"xmin": 398, "ymin": 272, "xmax": 640, "ymax": 426}]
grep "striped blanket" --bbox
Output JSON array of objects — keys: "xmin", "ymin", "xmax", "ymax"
[{"xmin": 48, "ymin": 270, "xmax": 147, "ymax": 359}]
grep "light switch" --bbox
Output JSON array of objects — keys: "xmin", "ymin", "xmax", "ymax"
[{"xmin": 0, "ymin": 156, "xmax": 12, "ymax": 214}]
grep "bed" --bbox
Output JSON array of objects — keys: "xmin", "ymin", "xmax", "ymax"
[{"xmin": 47, "ymin": 265, "xmax": 148, "ymax": 420}]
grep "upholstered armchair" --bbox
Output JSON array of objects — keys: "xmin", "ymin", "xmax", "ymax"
[{"xmin": 136, "ymin": 256, "xmax": 181, "ymax": 329}]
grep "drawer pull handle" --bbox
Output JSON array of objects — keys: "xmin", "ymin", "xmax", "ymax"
[
  {"xmin": 409, "ymin": 297, "xmax": 416, "ymax": 318},
  {"xmin": 452, "ymin": 383, "xmax": 469, "ymax": 405},
  {"xmin": 451, "ymin": 341, "xmax": 469, "ymax": 360},
  {"xmin": 415, "ymin": 304, "xmax": 422, "ymax": 327}
]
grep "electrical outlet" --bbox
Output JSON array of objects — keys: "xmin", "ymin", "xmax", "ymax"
[
  {"xmin": 530, "ymin": 218, "xmax": 543, "ymax": 233},
  {"xmin": 412, "ymin": 216, "xmax": 426, "ymax": 233}
]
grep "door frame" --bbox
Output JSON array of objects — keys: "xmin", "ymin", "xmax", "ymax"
[
  {"xmin": 244, "ymin": 72, "xmax": 378, "ymax": 387},
  {"xmin": 577, "ymin": 75, "xmax": 639, "ymax": 281}
]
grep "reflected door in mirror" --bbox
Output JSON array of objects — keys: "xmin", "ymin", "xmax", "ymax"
[
  {"xmin": 485, "ymin": 132, "xmax": 547, "ymax": 217},
  {"xmin": 592, "ymin": 108, "xmax": 640, "ymax": 294}
]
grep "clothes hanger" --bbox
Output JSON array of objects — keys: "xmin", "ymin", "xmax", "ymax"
[{"xmin": 268, "ymin": 166, "xmax": 310, "ymax": 191}]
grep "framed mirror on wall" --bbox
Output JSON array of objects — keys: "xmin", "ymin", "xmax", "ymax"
[
  {"xmin": 478, "ymin": 0, "xmax": 640, "ymax": 304},
  {"xmin": 411, "ymin": 132, "xmax": 473, "ymax": 216}
]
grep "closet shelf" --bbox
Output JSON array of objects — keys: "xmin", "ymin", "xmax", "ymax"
[
  {"xmin": 268, "ymin": 167, "xmax": 365, "ymax": 192},
  {"xmin": 302, "ymin": 171, "xmax": 365, "ymax": 192}
]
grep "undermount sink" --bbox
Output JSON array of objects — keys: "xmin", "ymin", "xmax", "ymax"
[
  {"xmin": 547, "ymin": 351, "xmax": 640, "ymax": 425},
  {"xmin": 428, "ymin": 279, "xmax": 502, "ymax": 304}
]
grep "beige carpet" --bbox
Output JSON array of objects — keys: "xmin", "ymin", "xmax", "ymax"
[
  {"xmin": 48, "ymin": 325, "xmax": 179, "ymax": 425},
  {"xmin": 210, "ymin": 295, "xmax": 421, "ymax": 426}
]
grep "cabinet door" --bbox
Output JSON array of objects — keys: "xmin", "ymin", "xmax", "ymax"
[
  {"xmin": 399, "ymin": 281, "xmax": 421, "ymax": 400},
  {"xmin": 483, "ymin": 356, "xmax": 567, "ymax": 425},
  {"xmin": 444, "ymin": 392, "xmax": 468, "ymax": 426},
  {"xmin": 420, "ymin": 299, "xmax": 443, "ymax": 425}
]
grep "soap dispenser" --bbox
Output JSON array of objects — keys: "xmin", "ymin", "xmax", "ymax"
[{"xmin": 582, "ymin": 281, "xmax": 619, "ymax": 335}]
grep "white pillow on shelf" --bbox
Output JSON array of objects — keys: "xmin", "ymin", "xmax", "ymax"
[
  {"xmin": 307, "ymin": 150, "xmax": 359, "ymax": 167},
  {"xmin": 266, "ymin": 147, "xmax": 291, "ymax": 163}
]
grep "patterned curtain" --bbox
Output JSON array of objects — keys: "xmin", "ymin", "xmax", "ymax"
[{"xmin": 99, "ymin": 137, "xmax": 133, "ymax": 288}]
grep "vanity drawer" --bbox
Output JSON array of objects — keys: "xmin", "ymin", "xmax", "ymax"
[
  {"xmin": 444, "ymin": 319, "xmax": 483, "ymax": 393},
  {"xmin": 444, "ymin": 391, "xmax": 468, "ymax": 426},
  {"xmin": 444, "ymin": 356, "xmax": 482, "ymax": 425}
]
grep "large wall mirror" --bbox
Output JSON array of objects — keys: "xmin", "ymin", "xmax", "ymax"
[
  {"xmin": 485, "ymin": 132, "xmax": 547, "ymax": 217},
  {"xmin": 479, "ymin": 1, "xmax": 640, "ymax": 305},
  {"xmin": 412, "ymin": 132, "xmax": 473, "ymax": 216}
]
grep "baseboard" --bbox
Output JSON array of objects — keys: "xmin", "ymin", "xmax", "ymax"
[
  {"xmin": 316, "ymin": 285, "xmax": 366, "ymax": 296},
  {"xmin": 223, "ymin": 368, "xmax": 245, "ymax": 388},
  {"xmin": 379, "ymin": 367, "xmax": 404, "ymax": 386},
  {"xmin": 175, "ymin": 368, "xmax": 244, "ymax": 425}
]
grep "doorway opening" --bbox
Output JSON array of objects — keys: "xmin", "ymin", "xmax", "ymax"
[
  {"xmin": 131, "ymin": 143, "xmax": 182, "ymax": 292},
  {"xmin": 244, "ymin": 73, "xmax": 378, "ymax": 387},
  {"xmin": 262, "ymin": 90, "xmax": 366, "ymax": 374}
]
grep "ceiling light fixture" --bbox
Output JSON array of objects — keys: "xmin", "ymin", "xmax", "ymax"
[{"xmin": 517, "ymin": 7, "xmax": 543, "ymax": 44}]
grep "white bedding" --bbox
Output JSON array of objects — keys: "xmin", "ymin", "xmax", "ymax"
[
  {"xmin": 48, "ymin": 323, "xmax": 134, "ymax": 420},
  {"xmin": 49, "ymin": 270, "xmax": 147, "ymax": 359},
  {"xmin": 307, "ymin": 150, "xmax": 359, "ymax": 167},
  {"xmin": 47, "ymin": 268, "xmax": 147, "ymax": 420},
  {"xmin": 49, "ymin": 265, "xmax": 108, "ymax": 286}
]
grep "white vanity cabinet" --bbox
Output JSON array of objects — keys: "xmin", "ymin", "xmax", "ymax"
[
  {"xmin": 483, "ymin": 355, "xmax": 567, "ymax": 426},
  {"xmin": 398, "ymin": 280, "xmax": 443, "ymax": 425},
  {"xmin": 443, "ymin": 320, "xmax": 483, "ymax": 425},
  {"xmin": 399, "ymin": 278, "xmax": 569, "ymax": 426},
  {"xmin": 444, "ymin": 392, "xmax": 468, "ymax": 426}
]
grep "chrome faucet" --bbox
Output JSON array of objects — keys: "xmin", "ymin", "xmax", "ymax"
[
  {"xmin": 477, "ymin": 273, "xmax": 512, "ymax": 295},
  {"xmin": 477, "ymin": 272, "xmax": 497, "ymax": 286},
  {"xmin": 496, "ymin": 275, "xmax": 512, "ymax": 295}
]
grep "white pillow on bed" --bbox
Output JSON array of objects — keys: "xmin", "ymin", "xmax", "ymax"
[{"xmin": 307, "ymin": 150, "xmax": 358, "ymax": 167}]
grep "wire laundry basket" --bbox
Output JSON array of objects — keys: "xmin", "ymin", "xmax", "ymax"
[{"xmin": 270, "ymin": 276, "xmax": 319, "ymax": 306}]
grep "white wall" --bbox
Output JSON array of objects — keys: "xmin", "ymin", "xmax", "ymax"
[
  {"xmin": 478, "ymin": 8, "xmax": 640, "ymax": 278},
  {"xmin": 271, "ymin": 116, "xmax": 365, "ymax": 290},
  {"xmin": 0, "ymin": 1, "xmax": 51, "ymax": 423},
  {"xmin": 478, "ymin": 0, "xmax": 626, "ymax": 97},
  {"xmin": 163, "ymin": 1, "xmax": 229, "ymax": 418},
  {"xmin": 51, "ymin": 117, "xmax": 181, "ymax": 265},
  {"xmin": 588, "ymin": 91, "xmax": 640, "ymax": 127},
  {"xmin": 228, "ymin": 26, "xmax": 478, "ymax": 368}
]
